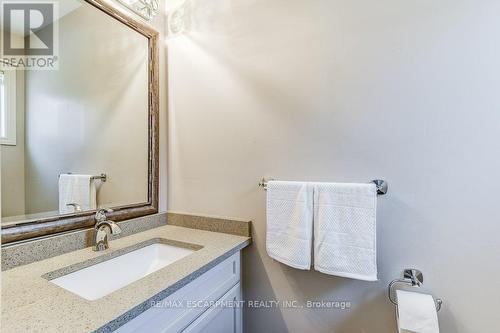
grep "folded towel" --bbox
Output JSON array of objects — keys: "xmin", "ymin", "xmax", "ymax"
[
  {"xmin": 58, "ymin": 174, "xmax": 97, "ymax": 214},
  {"xmin": 266, "ymin": 181, "xmax": 313, "ymax": 270},
  {"xmin": 313, "ymin": 182, "xmax": 377, "ymax": 281}
]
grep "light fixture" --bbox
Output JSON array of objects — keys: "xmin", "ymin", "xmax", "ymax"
[
  {"xmin": 116, "ymin": 0, "xmax": 159, "ymax": 21},
  {"xmin": 167, "ymin": 0, "xmax": 190, "ymax": 36}
]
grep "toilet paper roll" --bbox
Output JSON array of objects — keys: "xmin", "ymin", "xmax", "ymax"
[{"xmin": 396, "ymin": 290, "xmax": 440, "ymax": 333}]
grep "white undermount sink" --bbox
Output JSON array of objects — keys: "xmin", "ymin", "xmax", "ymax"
[{"xmin": 50, "ymin": 243, "xmax": 196, "ymax": 300}]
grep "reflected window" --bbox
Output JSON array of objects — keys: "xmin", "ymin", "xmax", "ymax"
[{"xmin": 0, "ymin": 68, "xmax": 16, "ymax": 145}]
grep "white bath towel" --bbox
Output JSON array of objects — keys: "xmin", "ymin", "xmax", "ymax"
[
  {"xmin": 266, "ymin": 181, "xmax": 313, "ymax": 270},
  {"xmin": 58, "ymin": 174, "xmax": 97, "ymax": 214},
  {"xmin": 313, "ymin": 182, "xmax": 377, "ymax": 281}
]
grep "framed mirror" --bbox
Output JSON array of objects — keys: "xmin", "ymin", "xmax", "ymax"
[{"xmin": 0, "ymin": 0, "xmax": 159, "ymax": 244}]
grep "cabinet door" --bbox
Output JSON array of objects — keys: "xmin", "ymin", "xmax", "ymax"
[
  {"xmin": 182, "ymin": 283, "xmax": 242, "ymax": 333},
  {"xmin": 115, "ymin": 253, "xmax": 240, "ymax": 333}
]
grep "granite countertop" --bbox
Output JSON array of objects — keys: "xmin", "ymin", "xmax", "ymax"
[{"xmin": 1, "ymin": 225, "xmax": 251, "ymax": 333}]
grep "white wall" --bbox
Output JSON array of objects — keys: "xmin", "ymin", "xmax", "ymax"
[{"xmin": 166, "ymin": 0, "xmax": 500, "ymax": 332}]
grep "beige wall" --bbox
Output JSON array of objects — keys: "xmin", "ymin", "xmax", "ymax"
[
  {"xmin": 1, "ymin": 67, "xmax": 26, "ymax": 217},
  {"xmin": 167, "ymin": 0, "xmax": 500, "ymax": 332},
  {"xmin": 24, "ymin": 3, "xmax": 150, "ymax": 214}
]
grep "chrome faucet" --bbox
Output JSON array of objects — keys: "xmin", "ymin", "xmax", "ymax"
[{"xmin": 92, "ymin": 209, "xmax": 121, "ymax": 251}]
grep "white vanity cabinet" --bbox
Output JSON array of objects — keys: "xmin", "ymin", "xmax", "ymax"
[
  {"xmin": 182, "ymin": 283, "xmax": 241, "ymax": 333},
  {"xmin": 115, "ymin": 252, "xmax": 242, "ymax": 333}
]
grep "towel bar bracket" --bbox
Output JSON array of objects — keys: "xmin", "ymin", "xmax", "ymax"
[
  {"xmin": 258, "ymin": 178, "xmax": 388, "ymax": 195},
  {"xmin": 92, "ymin": 173, "xmax": 107, "ymax": 182},
  {"xmin": 372, "ymin": 179, "xmax": 388, "ymax": 195}
]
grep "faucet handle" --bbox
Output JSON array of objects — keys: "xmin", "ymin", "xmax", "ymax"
[
  {"xmin": 95, "ymin": 208, "xmax": 113, "ymax": 222},
  {"xmin": 109, "ymin": 221, "xmax": 122, "ymax": 235}
]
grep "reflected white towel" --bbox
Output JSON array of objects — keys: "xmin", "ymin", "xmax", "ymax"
[
  {"xmin": 313, "ymin": 182, "xmax": 377, "ymax": 281},
  {"xmin": 58, "ymin": 174, "xmax": 97, "ymax": 214},
  {"xmin": 266, "ymin": 181, "xmax": 313, "ymax": 269}
]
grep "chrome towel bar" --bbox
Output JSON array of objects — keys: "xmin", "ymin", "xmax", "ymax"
[
  {"xmin": 258, "ymin": 178, "xmax": 388, "ymax": 195},
  {"xmin": 59, "ymin": 173, "xmax": 107, "ymax": 182}
]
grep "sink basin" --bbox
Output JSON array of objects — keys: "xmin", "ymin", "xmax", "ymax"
[{"xmin": 50, "ymin": 243, "xmax": 196, "ymax": 300}]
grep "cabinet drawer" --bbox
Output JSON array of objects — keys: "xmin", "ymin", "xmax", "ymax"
[
  {"xmin": 182, "ymin": 283, "xmax": 242, "ymax": 333},
  {"xmin": 115, "ymin": 252, "xmax": 240, "ymax": 333}
]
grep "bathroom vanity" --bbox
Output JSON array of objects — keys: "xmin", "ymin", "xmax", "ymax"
[
  {"xmin": 1, "ymin": 0, "xmax": 251, "ymax": 331},
  {"xmin": 115, "ymin": 252, "xmax": 242, "ymax": 333},
  {"xmin": 1, "ymin": 222, "xmax": 250, "ymax": 333}
]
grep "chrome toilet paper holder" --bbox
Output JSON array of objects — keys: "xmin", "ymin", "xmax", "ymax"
[{"xmin": 388, "ymin": 269, "xmax": 443, "ymax": 312}]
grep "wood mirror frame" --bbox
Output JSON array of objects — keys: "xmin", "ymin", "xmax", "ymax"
[{"xmin": 1, "ymin": 0, "xmax": 159, "ymax": 245}]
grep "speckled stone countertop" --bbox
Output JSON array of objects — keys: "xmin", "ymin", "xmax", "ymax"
[{"xmin": 1, "ymin": 225, "xmax": 250, "ymax": 333}]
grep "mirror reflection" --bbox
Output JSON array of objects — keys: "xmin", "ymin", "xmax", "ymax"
[{"xmin": 1, "ymin": 0, "xmax": 150, "ymax": 225}]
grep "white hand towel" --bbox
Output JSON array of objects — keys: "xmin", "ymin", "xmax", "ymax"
[
  {"xmin": 313, "ymin": 182, "xmax": 377, "ymax": 281},
  {"xmin": 58, "ymin": 174, "xmax": 97, "ymax": 214},
  {"xmin": 266, "ymin": 181, "xmax": 313, "ymax": 270},
  {"xmin": 396, "ymin": 290, "xmax": 440, "ymax": 333}
]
